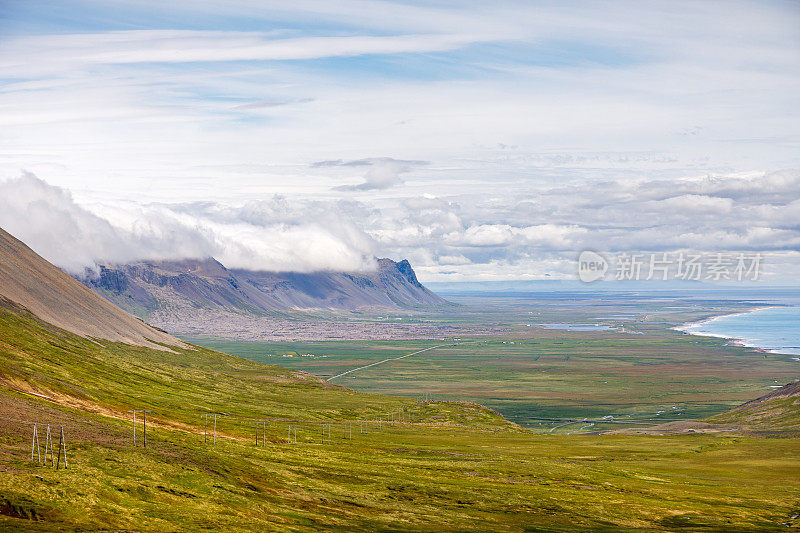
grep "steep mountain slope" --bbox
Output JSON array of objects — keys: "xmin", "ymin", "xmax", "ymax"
[
  {"xmin": 78, "ymin": 257, "xmax": 449, "ymax": 318},
  {"xmin": 0, "ymin": 227, "xmax": 183, "ymax": 350}
]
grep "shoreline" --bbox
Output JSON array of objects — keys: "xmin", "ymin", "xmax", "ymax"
[
  {"xmin": 674, "ymin": 305, "xmax": 800, "ymax": 356},
  {"xmin": 672, "ymin": 306, "xmax": 774, "ymax": 334}
]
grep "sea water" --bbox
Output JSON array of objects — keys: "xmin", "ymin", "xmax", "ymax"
[{"xmin": 678, "ymin": 306, "xmax": 800, "ymax": 356}]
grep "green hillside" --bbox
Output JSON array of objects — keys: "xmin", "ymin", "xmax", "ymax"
[
  {"xmin": 2, "ymin": 304, "xmax": 800, "ymax": 531},
  {"xmin": 707, "ymin": 380, "xmax": 800, "ymax": 431}
]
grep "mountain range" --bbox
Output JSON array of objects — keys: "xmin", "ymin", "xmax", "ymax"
[{"xmin": 76, "ymin": 257, "xmax": 449, "ymax": 320}]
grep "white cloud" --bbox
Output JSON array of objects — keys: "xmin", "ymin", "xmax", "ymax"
[
  {"xmin": 651, "ymin": 194, "xmax": 734, "ymax": 214},
  {"xmin": 329, "ymin": 158, "xmax": 422, "ymax": 191},
  {"xmin": 1, "ymin": 2, "xmax": 799, "ymax": 282},
  {"xmin": 0, "ymin": 31, "xmax": 493, "ymax": 76},
  {"xmin": 0, "ymin": 173, "xmax": 376, "ymax": 273},
  {"xmin": 2, "ymin": 169, "xmax": 800, "ymax": 281},
  {"xmin": 457, "ymin": 224, "xmax": 515, "ymax": 247}
]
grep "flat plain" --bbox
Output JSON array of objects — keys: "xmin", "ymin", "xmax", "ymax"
[{"xmin": 186, "ymin": 289, "xmax": 800, "ymax": 433}]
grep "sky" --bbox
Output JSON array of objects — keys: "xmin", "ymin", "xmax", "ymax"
[{"xmin": 0, "ymin": 0, "xmax": 799, "ymax": 282}]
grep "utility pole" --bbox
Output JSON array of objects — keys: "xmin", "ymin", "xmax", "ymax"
[
  {"xmin": 44, "ymin": 425, "xmax": 53, "ymax": 465},
  {"xmin": 55, "ymin": 426, "xmax": 67, "ymax": 469},
  {"xmin": 201, "ymin": 413, "xmax": 225, "ymax": 445},
  {"xmin": 31, "ymin": 423, "xmax": 40, "ymax": 463},
  {"xmin": 127, "ymin": 410, "xmax": 151, "ymax": 446},
  {"xmin": 253, "ymin": 421, "xmax": 267, "ymax": 446},
  {"xmin": 127, "ymin": 410, "xmax": 137, "ymax": 445}
]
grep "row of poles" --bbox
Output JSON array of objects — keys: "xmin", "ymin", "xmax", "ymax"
[
  {"xmin": 124, "ymin": 406, "xmax": 414, "ymax": 447},
  {"xmin": 28, "ymin": 404, "xmax": 427, "ymax": 467},
  {"xmin": 225, "ymin": 408, "xmax": 412, "ymax": 446},
  {"xmin": 30, "ymin": 423, "xmax": 68, "ymax": 469}
]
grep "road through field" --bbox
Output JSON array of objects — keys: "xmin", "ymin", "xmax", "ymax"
[{"xmin": 326, "ymin": 343, "xmax": 457, "ymax": 381}]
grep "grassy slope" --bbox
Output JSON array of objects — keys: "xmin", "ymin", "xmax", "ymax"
[
  {"xmin": 707, "ymin": 382, "xmax": 800, "ymax": 430},
  {"xmin": 2, "ymin": 307, "xmax": 800, "ymax": 531},
  {"xmin": 0, "ymin": 306, "xmax": 505, "ymax": 430}
]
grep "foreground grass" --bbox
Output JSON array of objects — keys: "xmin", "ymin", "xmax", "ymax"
[
  {"xmin": 2, "ymin": 416, "xmax": 799, "ymax": 531},
  {"xmin": 2, "ymin": 307, "xmax": 799, "ymax": 531}
]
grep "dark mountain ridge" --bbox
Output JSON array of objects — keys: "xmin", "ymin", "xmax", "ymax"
[{"xmin": 78, "ymin": 257, "xmax": 450, "ymax": 318}]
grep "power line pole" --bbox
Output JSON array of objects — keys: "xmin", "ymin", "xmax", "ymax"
[
  {"xmin": 31, "ymin": 423, "xmax": 40, "ymax": 463},
  {"xmin": 127, "ymin": 410, "xmax": 151, "ymax": 446},
  {"xmin": 253, "ymin": 421, "xmax": 268, "ymax": 446},
  {"xmin": 127, "ymin": 410, "xmax": 137, "ymax": 445},
  {"xmin": 201, "ymin": 414, "xmax": 223, "ymax": 445},
  {"xmin": 44, "ymin": 424, "xmax": 53, "ymax": 466},
  {"xmin": 55, "ymin": 426, "xmax": 67, "ymax": 469}
]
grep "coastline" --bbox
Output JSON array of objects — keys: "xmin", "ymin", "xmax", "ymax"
[
  {"xmin": 674, "ymin": 305, "xmax": 800, "ymax": 356},
  {"xmin": 672, "ymin": 306, "xmax": 775, "ymax": 335}
]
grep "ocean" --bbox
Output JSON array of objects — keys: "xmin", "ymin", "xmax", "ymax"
[{"xmin": 678, "ymin": 306, "xmax": 800, "ymax": 356}]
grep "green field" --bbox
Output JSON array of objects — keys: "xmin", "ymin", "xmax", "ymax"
[
  {"xmin": 185, "ymin": 293, "xmax": 800, "ymax": 432},
  {"xmin": 2, "ymin": 304, "xmax": 800, "ymax": 531}
]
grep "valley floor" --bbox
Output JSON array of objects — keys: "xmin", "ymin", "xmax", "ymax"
[
  {"xmin": 187, "ymin": 290, "xmax": 800, "ymax": 432},
  {"xmin": 2, "ymin": 291, "xmax": 799, "ymax": 531}
]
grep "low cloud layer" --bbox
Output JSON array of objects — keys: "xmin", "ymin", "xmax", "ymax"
[
  {"xmin": 0, "ymin": 174, "xmax": 376, "ymax": 274},
  {"xmin": 323, "ymin": 158, "xmax": 427, "ymax": 191},
  {"xmin": 1, "ymin": 170, "xmax": 798, "ymax": 282}
]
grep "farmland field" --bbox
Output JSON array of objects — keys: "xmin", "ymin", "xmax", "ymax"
[{"xmin": 186, "ymin": 289, "xmax": 800, "ymax": 433}]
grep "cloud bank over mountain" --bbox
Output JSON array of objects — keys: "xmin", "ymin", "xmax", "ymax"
[
  {"xmin": 0, "ymin": 174, "xmax": 376, "ymax": 274},
  {"xmin": 1, "ymin": 170, "xmax": 798, "ymax": 281}
]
